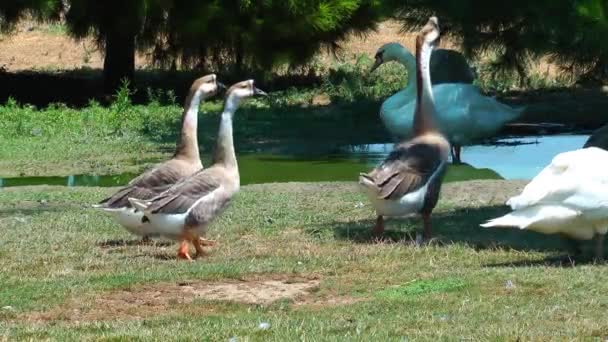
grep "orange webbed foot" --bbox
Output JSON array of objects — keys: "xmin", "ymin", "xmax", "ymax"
[{"xmin": 177, "ymin": 240, "xmax": 193, "ymax": 261}]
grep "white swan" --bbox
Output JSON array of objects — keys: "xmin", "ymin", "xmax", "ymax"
[
  {"xmin": 481, "ymin": 147, "xmax": 608, "ymax": 260},
  {"xmin": 371, "ymin": 42, "xmax": 524, "ymax": 163}
]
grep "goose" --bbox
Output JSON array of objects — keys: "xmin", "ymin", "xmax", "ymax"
[
  {"xmin": 359, "ymin": 16, "xmax": 450, "ymax": 241},
  {"xmin": 481, "ymin": 147, "xmax": 608, "ymax": 260},
  {"xmin": 371, "ymin": 42, "xmax": 524, "ymax": 164},
  {"xmin": 94, "ymin": 74, "xmax": 223, "ymax": 242},
  {"xmin": 130, "ymin": 80, "xmax": 267, "ymax": 260}
]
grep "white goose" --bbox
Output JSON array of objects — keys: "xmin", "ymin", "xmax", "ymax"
[
  {"xmin": 94, "ymin": 74, "xmax": 223, "ymax": 242},
  {"xmin": 482, "ymin": 147, "xmax": 608, "ymax": 260},
  {"xmin": 130, "ymin": 80, "xmax": 267, "ymax": 260},
  {"xmin": 371, "ymin": 42, "xmax": 524, "ymax": 163},
  {"xmin": 359, "ymin": 17, "xmax": 450, "ymax": 241}
]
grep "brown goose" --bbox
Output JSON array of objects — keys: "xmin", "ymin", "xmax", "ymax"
[
  {"xmin": 94, "ymin": 74, "xmax": 223, "ymax": 241},
  {"xmin": 359, "ymin": 17, "xmax": 450, "ymax": 241},
  {"xmin": 130, "ymin": 80, "xmax": 267, "ymax": 260}
]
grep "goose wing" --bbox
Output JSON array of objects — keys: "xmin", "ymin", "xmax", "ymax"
[
  {"xmin": 98, "ymin": 161, "xmax": 188, "ymax": 208},
  {"xmin": 145, "ymin": 167, "xmax": 226, "ymax": 215},
  {"xmin": 362, "ymin": 136, "xmax": 448, "ymax": 200}
]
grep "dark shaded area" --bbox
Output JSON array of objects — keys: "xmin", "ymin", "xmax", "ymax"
[
  {"xmin": 312, "ymin": 205, "xmax": 603, "ymax": 263},
  {"xmin": 0, "ymin": 173, "xmax": 137, "ymax": 188},
  {"xmin": 97, "ymin": 239, "xmax": 173, "ymax": 248},
  {"xmin": 0, "ymin": 69, "xmax": 322, "ymax": 107},
  {"xmin": 498, "ymin": 87, "xmax": 608, "ymax": 132}
]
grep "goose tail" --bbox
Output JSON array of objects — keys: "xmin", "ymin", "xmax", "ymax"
[
  {"xmin": 481, "ymin": 212, "xmax": 530, "ymax": 229},
  {"xmin": 128, "ymin": 198, "xmax": 151, "ymax": 212}
]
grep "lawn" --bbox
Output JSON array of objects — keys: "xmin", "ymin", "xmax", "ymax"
[{"xmin": 2, "ymin": 181, "xmax": 608, "ymax": 340}]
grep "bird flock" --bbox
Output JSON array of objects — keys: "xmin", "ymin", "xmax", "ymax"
[{"xmin": 95, "ymin": 16, "xmax": 608, "ymax": 262}]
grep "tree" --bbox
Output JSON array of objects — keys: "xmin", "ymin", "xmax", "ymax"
[
  {"xmin": 151, "ymin": 0, "xmax": 388, "ymax": 73},
  {"xmin": 2, "ymin": 1, "xmax": 389, "ymax": 93},
  {"xmin": 64, "ymin": 0, "xmax": 167, "ymax": 92},
  {"xmin": 392, "ymin": 0, "xmax": 608, "ymax": 85}
]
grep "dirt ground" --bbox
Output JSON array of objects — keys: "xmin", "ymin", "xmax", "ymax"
[
  {"xmin": 0, "ymin": 21, "xmax": 417, "ymax": 72},
  {"xmin": 24, "ymin": 276, "xmax": 321, "ymax": 322},
  {"xmin": 0, "ymin": 20, "xmax": 530, "ymax": 73}
]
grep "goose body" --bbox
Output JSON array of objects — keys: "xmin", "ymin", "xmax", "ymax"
[
  {"xmin": 94, "ymin": 74, "xmax": 222, "ymax": 240},
  {"xmin": 372, "ymin": 43, "xmax": 524, "ymax": 163},
  {"xmin": 359, "ymin": 17, "xmax": 450, "ymax": 240},
  {"xmin": 130, "ymin": 80, "xmax": 267, "ymax": 260},
  {"xmin": 481, "ymin": 147, "xmax": 608, "ymax": 258}
]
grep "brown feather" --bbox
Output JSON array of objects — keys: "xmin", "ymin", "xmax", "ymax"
[
  {"xmin": 99, "ymin": 159, "xmax": 200, "ymax": 208},
  {"xmin": 147, "ymin": 166, "xmax": 228, "ymax": 214},
  {"xmin": 366, "ymin": 134, "xmax": 449, "ymax": 200}
]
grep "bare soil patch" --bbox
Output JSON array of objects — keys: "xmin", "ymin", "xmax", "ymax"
[{"xmin": 24, "ymin": 276, "xmax": 320, "ymax": 322}]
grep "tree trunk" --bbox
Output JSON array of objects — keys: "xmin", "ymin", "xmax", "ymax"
[{"xmin": 103, "ymin": 29, "xmax": 135, "ymax": 94}]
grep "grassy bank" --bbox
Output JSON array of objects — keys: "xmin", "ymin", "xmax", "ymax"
[
  {"xmin": 2, "ymin": 55, "xmax": 608, "ymax": 178},
  {"xmin": 0, "ymin": 59, "xmax": 404, "ymax": 178},
  {"xmin": 2, "ymin": 181, "xmax": 608, "ymax": 340}
]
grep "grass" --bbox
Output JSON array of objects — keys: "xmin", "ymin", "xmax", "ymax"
[
  {"xmin": 2, "ymin": 181, "xmax": 608, "ymax": 340},
  {"xmin": 0, "ymin": 61, "xmax": 402, "ymax": 178}
]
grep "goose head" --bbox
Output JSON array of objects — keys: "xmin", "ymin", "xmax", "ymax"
[
  {"xmin": 190, "ymin": 73, "xmax": 225, "ymax": 99},
  {"xmin": 224, "ymin": 79, "xmax": 267, "ymax": 112},
  {"xmin": 370, "ymin": 42, "xmax": 411, "ymax": 73},
  {"xmin": 417, "ymin": 16, "xmax": 440, "ymax": 49}
]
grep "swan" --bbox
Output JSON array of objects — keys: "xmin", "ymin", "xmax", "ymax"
[
  {"xmin": 481, "ymin": 147, "xmax": 608, "ymax": 260},
  {"xmin": 359, "ymin": 17, "xmax": 450, "ymax": 241},
  {"xmin": 94, "ymin": 74, "xmax": 223, "ymax": 242},
  {"xmin": 130, "ymin": 80, "xmax": 267, "ymax": 260},
  {"xmin": 371, "ymin": 42, "xmax": 524, "ymax": 163}
]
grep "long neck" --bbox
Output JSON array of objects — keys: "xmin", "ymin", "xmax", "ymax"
[
  {"xmin": 391, "ymin": 46, "xmax": 418, "ymax": 96},
  {"xmin": 175, "ymin": 90, "xmax": 204, "ymax": 160},
  {"xmin": 213, "ymin": 100, "xmax": 238, "ymax": 169},
  {"xmin": 413, "ymin": 38, "xmax": 437, "ymax": 136}
]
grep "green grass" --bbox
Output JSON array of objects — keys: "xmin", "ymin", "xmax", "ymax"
[
  {"xmin": 2, "ymin": 182, "xmax": 608, "ymax": 340},
  {"xmin": 0, "ymin": 65, "xmax": 399, "ymax": 178}
]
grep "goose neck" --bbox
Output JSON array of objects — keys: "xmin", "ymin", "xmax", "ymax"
[
  {"xmin": 413, "ymin": 38, "xmax": 437, "ymax": 136},
  {"xmin": 175, "ymin": 90, "xmax": 204, "ymax": 161},
  {"xmin": 213, "ymin": 110, "xmax": 237, "ymax": 169}
]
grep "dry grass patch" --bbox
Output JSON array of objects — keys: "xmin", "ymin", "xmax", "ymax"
[{"xmin": 23, "ymin": 275, "xmax": 320, "ymax": 323}]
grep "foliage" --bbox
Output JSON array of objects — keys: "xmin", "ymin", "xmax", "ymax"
[
  {"xmin": 394, "ymin": 0, "xmax": 608, "ymax": 84},
  {"xmin": 154, "ymin": 0, "xmax": 389, "ymax": 72},
  {"xmin": 0, "ymin": 0, "xmax": 61, "ymax": 32}
]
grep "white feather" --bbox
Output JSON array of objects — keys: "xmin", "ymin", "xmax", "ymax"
[
  {"xmin": 482, "ymin": 147, "xmax": 608, "ymax": 240},
  {"xmin": 133, "ymin": 186, "xmax": 224, "ymax": 240}
]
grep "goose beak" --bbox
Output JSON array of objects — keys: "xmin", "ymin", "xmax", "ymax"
[
  {"xmin": 253, "ymin": 87, "xmax": 268, "ymax": 96},
  {"xmin": 370, "ymin": 57, "xmax": 382, "ymax": 73}
]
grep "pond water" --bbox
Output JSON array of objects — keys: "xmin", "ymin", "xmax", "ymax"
[{"xmin": 0, "ymin": 134, "xmax": 590, "ymax": 188}]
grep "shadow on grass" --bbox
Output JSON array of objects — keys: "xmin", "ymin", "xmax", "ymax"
[
  {"xmin": 97, "ymin": 239, "xmax": 173, "ymax": 248},
  {"xmin": 308, "ymin": 205, "xmax": 602, "ymax": 266}
]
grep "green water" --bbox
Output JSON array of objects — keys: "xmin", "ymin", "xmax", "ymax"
[
  {"xmin": 0, "ymin": 134, "xmax": 592, "ymax": 188},
  {"xmin": 0, "ymin": 152, "xmax": 500, "ymax": 188}
]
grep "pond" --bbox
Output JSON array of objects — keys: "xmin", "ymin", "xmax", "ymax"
[{"xmin": 0, "ymin": 134, "xmax": 590, "ymax": 189}]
